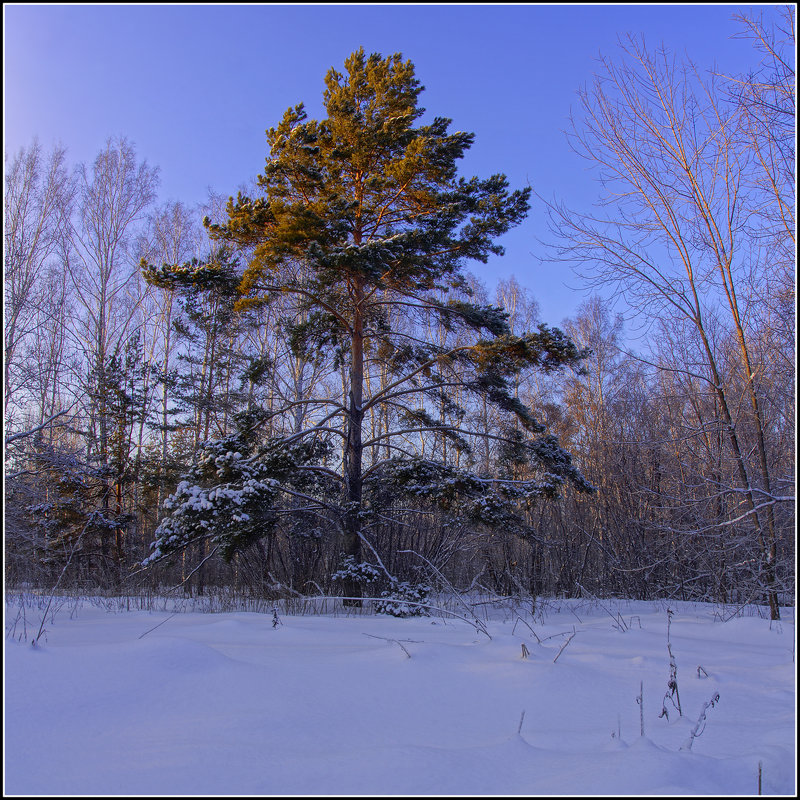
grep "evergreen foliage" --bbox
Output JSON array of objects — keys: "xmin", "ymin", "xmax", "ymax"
[
  {"xmin": 142, "ymin": 48, "xmax": 590, "ymax": 598},
  {"xmin": 331, "ymin": 555, "xmax": 432, "ymax": 617},
  {"xmin": 144, "ymin": 412, "xmax": 334, "ymax": 564}
]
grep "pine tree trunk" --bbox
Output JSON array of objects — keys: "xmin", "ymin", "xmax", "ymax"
[{"xmin": 342, "ymin": 279, "xmax": 365, "ymax": 606}]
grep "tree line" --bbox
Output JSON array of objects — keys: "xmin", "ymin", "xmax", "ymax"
[{"xmin": 5, "ymin": 8, "xmax": 794, "ymax": 618}]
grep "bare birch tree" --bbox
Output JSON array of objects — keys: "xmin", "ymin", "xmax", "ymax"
[
  {"xmin": 544, "ymin": 28, "xmax": 794, "ymax": 618},
  {"xmin": 65, "ymin": 136, "xmax": 159, "ymax": 585},
  {"xmin": 4, "ymin": 140, "xmax": 74, "ymax": 426}
]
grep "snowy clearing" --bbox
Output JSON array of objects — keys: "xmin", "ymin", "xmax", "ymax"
[{"xmin": 4, "ymin": 595, "xmax": 796, "ymax": 796}]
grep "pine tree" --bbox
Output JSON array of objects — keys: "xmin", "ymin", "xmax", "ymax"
[{"xmin": 143, "ymin": 49, "xmax": 591, "ymax": 601}]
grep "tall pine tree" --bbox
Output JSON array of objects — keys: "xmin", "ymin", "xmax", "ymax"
[{"xmin": 143, "ymin": 49, "xmax": 591, "ymax": 601}]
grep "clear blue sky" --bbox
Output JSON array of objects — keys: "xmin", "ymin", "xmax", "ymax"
[{"xmin": 3, "ymin": 3, "xmax": 776, "ymax": 325}]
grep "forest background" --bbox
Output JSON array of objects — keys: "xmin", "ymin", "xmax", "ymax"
[{"xmin": 4, "ymin": 5, "xmax": 795, "ymax": 619}]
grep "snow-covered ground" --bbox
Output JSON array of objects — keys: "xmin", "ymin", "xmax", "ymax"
[{"xmin": 4, "ymin": 594, "xmax": 796, "ymax": 795}]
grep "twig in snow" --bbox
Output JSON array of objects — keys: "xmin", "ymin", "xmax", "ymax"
[
  {"xmin": 575, "ymin": 582, "xmax": 628, "ymax": 631},
  {"xmin": 637, "ymin": 680, "xmax": 645, "ymax": 737},
  {"xmin": 362, "ymin": 632, "xmax": 413, "ymax": 658},
  {"xmin": 553, "ymin": 630, "xmax": 577, "ymax": 663},
  {"xmin": 398, "ymin": 549, "xmax": 491, "ymax": 640},
  {"xmin": 566, "ymin": 604, "xmax": 584, "ymax": 624},
  {"xmin": 680, "ymin": 693, "xmax": 720, "ymax": 750},
  {"xmin": 34, "ymin": 512, "xmax": 94, "ymax": 644},
  {"xmin": 660, "ymin": 609, "xmax": 682, "ymax": 719},
  {"xmin": 512, "ymin": 614, "xmax": 541, "ymax": 643},
  {"xmin": 539, "ymin": 629, "xmax": 575, "ymax": 644},
  {"xmin": 5, "ymin": 603, "xmax": 26, "ymax": 643},
  {"xmin": 138, "ymin": 612, "xmax": 179, "ymax": 639}
]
